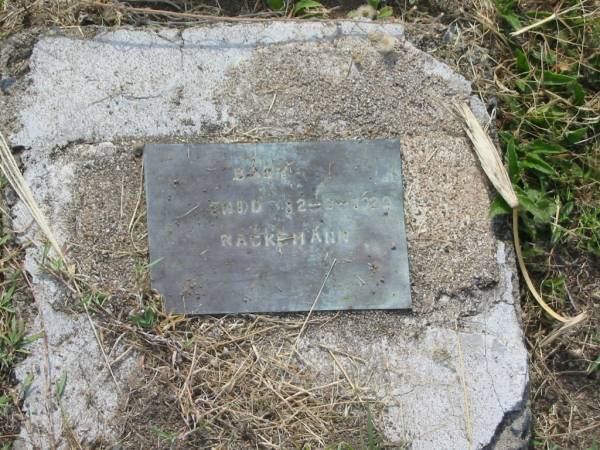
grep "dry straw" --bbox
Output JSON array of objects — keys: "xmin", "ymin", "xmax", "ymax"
[
  {"xmin": 0, "ymin": 131, "xmax": 64, "ymax": 260},
  {"xmin": 0, "ymin": 130, "xmax": 121, "ymax": 391},
  {"xmin": 454, "ymin": 102, "xmax": 587, "ymax": 337},
  {"xmin": 509, "ymin": 5, "xmax": 579, "ymax": 36},
  {"xmin": 454, "ymin": 103, "xmax": 518, "ymax": 208}
]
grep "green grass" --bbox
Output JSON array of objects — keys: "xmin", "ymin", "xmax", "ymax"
[
  {"xmin": 0, "ymin": 265, "xmax": 29, "ymax": 376},
  {"xmin": 491, "ymin": 0, "xmax": 599, "ymax": 260},
  {"xmin": 0, "ymin": 243, "xmax": 32, "ymax": 445},
  {"xmin": 490, "ymin": 1, "xmax": 599, "ymax": 448},
  {"xmin": 0, "ymin": 171, "xmax": 41, "ymax": 445}
]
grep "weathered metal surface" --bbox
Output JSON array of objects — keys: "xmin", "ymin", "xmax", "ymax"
[{"xmin": 144, "ymin": 140, "xmax": 411, "ymax": 314}]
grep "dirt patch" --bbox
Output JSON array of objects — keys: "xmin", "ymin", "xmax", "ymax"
[{"xmin": 58, "ymin": 143, "xmax": 145, "ymax": 292}]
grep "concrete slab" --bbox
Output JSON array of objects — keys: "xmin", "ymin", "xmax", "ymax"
[{"xmin": 2, "ymin": 22, "xmax": 529, "ymax": 449}]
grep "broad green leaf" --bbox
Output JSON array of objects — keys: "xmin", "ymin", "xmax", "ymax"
[
  {"xmin": 505, "ymin": 135, "xmax": 520, "ymax": 182},
  {"xmin": 368, "ymin": 0, "xmax": 380, "ymax": 9},
  {"xmin": 521, "ymin": 153, "xmax": 555, "ymax": 175},
  {"xmin": 567, "ymin": 81, "xmax": 585, "ymax": 106},
  {"xmin": 564, "ymin": 127, "xmax": 587, "ymax": 145},
  {"xmin": 514, "ymin": 78, "xmax": 530, "ymax": 92},
  {"xmin": 490, "ymin": 195, "xmax": 512, "ymax": 218},
  {"xmin": 515, "ymin": 48, "xmax": 530, "ymax": 73},
  {"xmin": 561, "ymin": 201, "xmax": 574, "ymax": 217},
  {"xmin": 293, "ymin": 0, "xmax": 324, "ymax": 15},
  {"xmin": 541, "ymin": 71, "xmax": 576, "ymax": 86},
  {"xmin": 131, "ymin": 308, "xmax": 157, "ymax": 329},
  {"xmin": 500, "ymin": 12, "xmax": 522, "ymax": 30},
  {"xmin": 377, "ymin": 5, "xmax": 393, "ymax": 18},
  {"xmin": 529, "ymin": 104, "xmax": 567, "ymax": 126},
  {"xmin": 530, "ymin": 140, "xmax": 568, "ymax": 155},
  {"xmin": 266, "ymin": 0, "xmax": 284, "ymax": 10},
  {"xmin": 515, "ymin": 187, "xmax": 554, "ymax": 223},
  {"xmin": 550, "ymin": 222, "xmax": 564, "ymax": 245}
]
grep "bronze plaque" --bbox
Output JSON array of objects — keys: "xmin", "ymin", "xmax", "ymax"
[{"xmin": 144, "ymin": 140, "xmax": 411, "ymax": 314}]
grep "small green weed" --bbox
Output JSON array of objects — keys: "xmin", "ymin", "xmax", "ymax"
[
  {"xmin": 130, "ymin": 306, "xmax": 158, "ymax": 329},
  {"xmin": 0, "ymin": 316, "xmax": 27, "ymax": 371},
  {"xmin": 320, "ymin": 411, "xmax": 387, "ymax": 450},
  {"xmin": 129, "ymin": 259, "xmax": 161, "ymax": 328},
  {"xmin": 131, "ymin": 257, "xmax": 163, "ymax": 300},
  {"xmin": 0, "ymin": 236, "xmax": 35, "ymax": 445},
  {"xmin": 20, "ymin": 372, "xmax": 33, "ymax": 396},
  {"xmin": 0, "ymin": 285, "xmax": 15, "ymax": 313},
  {"xmin": 150, "ymin": 426, "xmax": 178, "ymax": 444},
  {"xmin": 55, "ymin": 371, "xmax": 67, "ymax": 401},
  {"xmin": 134, "ymin": 257, "xmax": 162, "ymax": 282},
  {"xmin": 348, "ymin": 0, "xmax": 393, "ymax": 20},
  {"xmin": 293, "ymin": 0, "xmax": 327, "ymax": 18},
  {"xmin": 365, "ymin": 411, "xmax": 383, "ymax": 450},
  {"xmin": 81, "ymin": 289, "xmax": 107, "ymax": 308},
  {"xmin": 0, "ymin": 394, "xmax": 9, "ymax": 411}
]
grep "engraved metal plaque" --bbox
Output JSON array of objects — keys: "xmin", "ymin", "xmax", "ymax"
[{"xmin": 144, "ymin": 140, "xmax": 411, "ymax": 314}]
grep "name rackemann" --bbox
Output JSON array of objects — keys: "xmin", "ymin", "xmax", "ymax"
[{"xmin": 220, "ymin": 228, "xmax": 350, "ymax": 248}]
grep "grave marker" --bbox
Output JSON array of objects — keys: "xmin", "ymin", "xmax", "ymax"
[{"xmin": 144, "ymin": 139, "xmax": 411, "ymax": 314}]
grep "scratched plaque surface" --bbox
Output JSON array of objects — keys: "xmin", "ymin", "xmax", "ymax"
[{"xmin": 144, "ymin": 140, "xmax": 411, "ymax": 314}]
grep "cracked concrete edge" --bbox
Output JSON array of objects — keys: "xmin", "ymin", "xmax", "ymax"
[
  {"xmin": 484, "ymin": 400, "xmax": 531, "ymax": 450},
  {"xmin": 298, "ymin": 242, "xmax": 529, "ymax": 449},
  {"xmin": 478, "ymin": 241, "xmax": 530, "ymax": 449},
  {"xmin": 460, "ymin": 238, "xmax": 530, "ymax": 450},
  {"xmin": 488, "ymin": 241, "xmax": 531, "ymax": 450}
]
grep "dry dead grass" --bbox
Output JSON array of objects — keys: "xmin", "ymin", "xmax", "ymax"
[
  {"xmin": 100, "ymin": 308, "xmax": 377, "ymax": 448},
  {"xmin": 522, "ymin": 250, "xmax": 600, "ymax": 449},
  {"xmin": 0, "ymin": 0, "xmax": 285, "ymax": 37}
]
